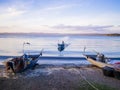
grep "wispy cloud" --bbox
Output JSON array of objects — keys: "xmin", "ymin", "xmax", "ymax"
[
  {"xmin": 0, "ymin": 0, "xmax": 28, "ymax": 20},
  {"xmin": 52, "ymin": 24, "xmax": 113, "ymax": 30},
  {"xmin": 0, "ymin": 7, "xmax": 26, "ymax": 20},
  {"xmin": 0, "ymin": 0, "xmax": 78, "ymax": 21},
  {"xmin": 0, "ymin": 25, "xmax": 120, "ymax": 34},
  {"xmin": 0, "ymin": 0, "xmax": 120, "ymax": 33},
  {"xmin": 7, "ymin": 7, "xmax": 25, "ymax": 16},
  {"xmin": 51, "ymin": 24, "xmax": 118, "ymax": 34},
  {"xmin": 42, "ymin": 3, "xmax": 78, "ymax": 11}
]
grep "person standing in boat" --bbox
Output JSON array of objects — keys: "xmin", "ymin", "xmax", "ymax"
[
  {"xmin": 58, "ymin": 41, "xmax": 65, "ymax": 52},
  {"xmin": 96, "ymin": 53, "xmax": 105, "ymax": 62},
  {"xmin": 23, "ymin": 54, "xmax": 29, "ymax": 60}
]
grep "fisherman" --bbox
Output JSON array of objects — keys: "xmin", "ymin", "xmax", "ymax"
[
  {"xmin": 61, "ymin": 41, "xmax": 65, "ymax": 50},
  {"xmin": 58, "ymin": 41, "xmax": 65, "ymax": 52},
  {"xmin": 23, "ymin": 54, "xmax": 29, "ymax": 60},
  {"xmin": 22, "ymin": 54, "xmax": 30, "ymax": 69},
  {"xmin": 96, "ymin": 53, "xmax": 105, "ymax": 62}
]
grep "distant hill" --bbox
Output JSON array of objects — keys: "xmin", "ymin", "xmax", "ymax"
[{"xmin": 104, "ymin": 33, "xmax": 120, "ymax": 36}]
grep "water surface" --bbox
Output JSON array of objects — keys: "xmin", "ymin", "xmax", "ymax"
[{"xmin": 0, "ymin": 34, "xmax": 120, "ymax": 64}]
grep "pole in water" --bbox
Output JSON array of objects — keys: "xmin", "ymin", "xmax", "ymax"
[{"xmin": 83, "ymin": 46, "xmax": 86, "ymax": 53}]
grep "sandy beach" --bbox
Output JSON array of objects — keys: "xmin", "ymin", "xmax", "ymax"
[{"xmin": 0, "ymin": 64, "xmax": 120, "ymax": 90}]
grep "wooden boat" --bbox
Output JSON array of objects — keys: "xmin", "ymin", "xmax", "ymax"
[
  {"xmin": 5, "ymin": 53, "xmax": 41, "ymax": 73},
  {"xmin": 57, "ymin": 41, "xmax": 70, "ymax": 52},
  {"xmin": 83, "ymin": 54, "xmax": 113, "ymax": 68},
  {"xmin": 84, "ymin": 54, "xmax": 120, "ymax": 79}
]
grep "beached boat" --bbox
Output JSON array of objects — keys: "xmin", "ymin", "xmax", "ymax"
[
  {"xmin": 84, "ymin": 54, "xmax": 120, "ymax": 79},
  {"xmin": 5, "ymin": 53, "xmax": 41, "ymax": 73},
  {"xmin": 83, "ymin": 54, "xmax": 113, "ymax": 68}
]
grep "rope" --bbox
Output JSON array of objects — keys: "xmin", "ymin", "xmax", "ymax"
[
  {"xmin": 73, "ymin": 64, "xmax": 99, "ymax": 90},
  {"xmin": 79, "ymin": 70, "xmax": 99, "ymax": 90}
]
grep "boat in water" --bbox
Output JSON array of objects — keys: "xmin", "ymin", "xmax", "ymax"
[{"xmin": 57, "ymin": 41, "xmax": 70, "ymax": 52}]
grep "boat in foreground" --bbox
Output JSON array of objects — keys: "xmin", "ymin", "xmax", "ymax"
[
  {"xmin": 83, "ymin": 53, "xmax": 120, "ymax": 79},
  {"xmin": 83, "ymin": 54, "xmax": 113, "ymax": 68},
  {"xmin": 5, "ymin": 53, "xmax": 41, "ymax": 73}
]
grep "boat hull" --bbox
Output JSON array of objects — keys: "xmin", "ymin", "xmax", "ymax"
[
  {"xmin": 5, "ymin": 54, "xmax": 40, "ymax": 73},
  {"xmin": 84, "ymin": 55, "xmax": 113, "ymax": 68},
  {"xmin": 84, "ymin": 54, "xmax": 120, "ymax": 79}
]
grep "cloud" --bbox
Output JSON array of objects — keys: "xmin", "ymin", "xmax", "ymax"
[
  {"xmin": 0, "ymin": 0, "xmax": 77, "ymax": 21},
  {"xmin": 52, "ymin": 24, "xmax": 113, "ymax": 29},
  {"xmin": 105, "ymin": 26, "xmax": 120, "ymax": 33},
  {"xmin": 42, "ymin": 3, "xmax": 78, "ymax": 11},
  {"xmin": 0, "ymin": 4, "xmax": 27, "ymax": 20},
  {"xmin": 0, "ymin": 0, "xmax": 120, "ymax": 32},
  {"xmin": 0, "ymin": 0, "xmax": 31, "ymax": 19},
  {"xmin": 51, "ymin": 24, "xmax": 120, "ymax": 34},
  {"xmin": 0, "ymin": 7, "xmax": 26, "ymax": 20},
  {"xmin": 0, "ymin": 25, "xmax": 120, "ymax": 34},
  {"xmin": 7, "ymin": 7, "xmax": 26, "ymax": 16}
]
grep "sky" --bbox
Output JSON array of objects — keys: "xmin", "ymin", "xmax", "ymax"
[{"xmin": 0, "ymin": 0, "xmax": 120, "ymax": 34}]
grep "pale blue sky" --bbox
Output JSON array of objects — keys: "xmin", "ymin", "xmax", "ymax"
[{"xmin": 0, "ymin": 0, "xmax": 120, "ymax": 33}]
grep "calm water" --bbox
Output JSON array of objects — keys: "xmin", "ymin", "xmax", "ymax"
[{"xmin": 0, "ymin": 34, "xmax": 120, "ymax": 64}]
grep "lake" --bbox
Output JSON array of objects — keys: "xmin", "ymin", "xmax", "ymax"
[{"xmin": 0, "ymin": 33, "xmax": 120, "ymax": 65}]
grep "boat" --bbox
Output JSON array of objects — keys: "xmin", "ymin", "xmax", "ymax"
[
  {"xmin": 5, "ymin": 53, "xmax": 41, "ymax": 73},
  {"xmin": 83, "ymin": 54, "xmax": 113, "ymax": 68},
  {"xmin": 83, "ymin": 53, "xmax": 120, "ymax": 79},
  {"xmin": 57, "ymin": 41, "xmax": 70, "ymax": 52}
]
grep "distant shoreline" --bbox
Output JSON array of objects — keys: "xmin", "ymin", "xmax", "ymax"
[{"xmin": 0, "ymin": 33, "xmax": 120, "ymax": 37}]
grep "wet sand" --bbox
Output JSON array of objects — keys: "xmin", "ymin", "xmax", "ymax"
[{"xmin": 0, "ymin": 64, "xmax": 120, "ymax": 90}]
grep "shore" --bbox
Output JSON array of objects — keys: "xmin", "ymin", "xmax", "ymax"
[{"xmin": 0, "ymin": 64, "xmax": 120, "ymax": 90}]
